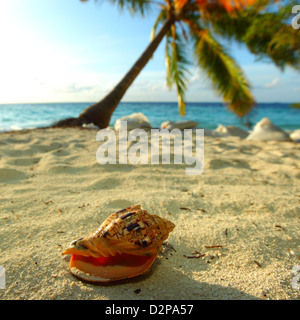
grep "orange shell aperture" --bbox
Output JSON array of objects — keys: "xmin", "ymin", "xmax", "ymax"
[{"xmin": 62, "ymin": 205, "xmax": 175, "ymax": 283}]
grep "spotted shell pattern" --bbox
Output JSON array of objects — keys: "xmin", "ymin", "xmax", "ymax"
[
  {"xmin": 86, "ymin": 205, "xmax": 175, "ymax": 253},
  {"xmin": 63, "ymin": 205, "xmax": 175, "ymax": 282}
]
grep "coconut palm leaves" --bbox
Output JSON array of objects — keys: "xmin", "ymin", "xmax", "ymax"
[
  {"xmin": 152, "ymin": 8, "xmax": 191, "ymax": 116},
  {"xmin": 77, "ymin": 0, "xmax": 300, "ymax": 128},
  {"xmin": 106, "ymin": 0, "xmax": 151, "ymax": 15},
  {"xmin": 205, "ymin": 1, "xmax": 300, "ymax": 71},
  {"xmin": 150, "ymin": 0, "xmax": 255, "ymax": 116},
  {"xmin": 165, "ymin": 28, "xmax": 191, "ymax": 116},
  {"xmin": 194, "ymin": 0, "xmax": 256, "ymax": 13},
  {"xmin": 80, "ymin": 0, "xmax": 151, "ymax": 15},
  {"xmin": 188, "ymin": 20, "xmax": 254, "ymax": 116}
]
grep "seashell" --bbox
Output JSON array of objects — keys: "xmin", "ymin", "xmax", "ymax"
[{"xmin": 62, "ymin": 205, "xmax": 175, "ymax": 283}]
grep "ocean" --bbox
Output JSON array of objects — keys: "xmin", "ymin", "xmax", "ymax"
[{"xmin": 0, "ymin": 102, "xmax": 299, "ymax": 133}]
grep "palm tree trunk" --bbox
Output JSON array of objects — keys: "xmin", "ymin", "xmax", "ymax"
[{"xmin": 79, "ymin": 16, "xmax": 175, "ymax": 128}]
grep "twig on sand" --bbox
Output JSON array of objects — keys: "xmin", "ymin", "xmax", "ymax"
[
  {"xmin": 254, "ymin": 260, "xmax": 262, "ymax": 267},
  {"xmin": 205, "ymin": 245, "xmax": 223, "ymax": 249},
  {"xmin": 184, "ymin": 253, "xmax": 205, "ymax": 259}
]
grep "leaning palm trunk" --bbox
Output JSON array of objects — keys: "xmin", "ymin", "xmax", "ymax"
[{"xmin": 77, "ymin": 16, "xmax": 175, "ymax": 128}]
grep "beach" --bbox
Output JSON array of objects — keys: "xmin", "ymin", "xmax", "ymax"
[{"xmin": 0, "ymin": 126, "xmax": 299, "ymax": 300}]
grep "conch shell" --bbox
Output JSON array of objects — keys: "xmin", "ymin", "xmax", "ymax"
[{"xmin": 63, "ymin": 205, "xmax": 175, "ymax": 282}]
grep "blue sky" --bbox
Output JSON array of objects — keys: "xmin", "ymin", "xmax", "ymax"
[{"xmin": 0, "ymin": 0, "xmax": 299, "ymax": 104}]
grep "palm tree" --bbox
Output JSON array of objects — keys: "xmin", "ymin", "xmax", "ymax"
[{"xmin": 55, "ymin": 0, "xmax": 300, "ymax": 128}]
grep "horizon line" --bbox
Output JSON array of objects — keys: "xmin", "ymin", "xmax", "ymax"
[{"xmin": 0, "ymin": 101, "xmax": 297, "ymax": 105}]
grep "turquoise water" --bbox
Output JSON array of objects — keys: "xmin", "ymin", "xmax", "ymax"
[{"xmin": 0, "ymin": 102, "xmax": 299, "ymax": 132}]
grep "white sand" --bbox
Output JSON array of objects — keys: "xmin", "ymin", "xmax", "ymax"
[{"xmin": 0, "ymin": 127, "xmax": 299, "ymax": 300}]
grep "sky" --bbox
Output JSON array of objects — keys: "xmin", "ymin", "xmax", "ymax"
[{"xmin": 0, "ymin": 0, "xmax": 299, "ymax": 104}]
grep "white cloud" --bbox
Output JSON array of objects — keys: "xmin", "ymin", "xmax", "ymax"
[
  {"xmin": 55, "ymin": 82, "xmax": 94, "ymax": 94},
  {"xmin": 264, "ymin": 77, "xmax": 280, "ymax": 88}
]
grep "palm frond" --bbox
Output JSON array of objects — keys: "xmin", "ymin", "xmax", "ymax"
[
  {"xmin": 81, "ymin": 0, "xmax": 152, "ymax": 16},
  {"xmin": 150, "ymin": 9, "xmax": 167, "ymax": 41},
  {"xmin": 174, "ymin": 0, "xmax": 188, "ymax": 12},
  {"xmin": 197, "ymin": 1, "xmax": 300, "ymax": 71},
  {"xmin": 113, "ymin": 0, "xmax": 152, "ymax": 15},
  {"xmin": 242, "ymin": 9, "xmax": 300, "ymax": 71},
  {"xmin": 194, "ymin": 0, "xmax": 256, "ymax": 13},
  {"xmin": 187, "ymin": 20, "xmax": 255, "ymax": 116},
  {"xmin": 198, "ymin": 7, "xmax": 253, "ymax": 42},
  {"xmin": 267, "ymin": 26, "xmax": 300, "ymax": 70},
  {"xmin": 165, "ymin": 31, "xmax": 173, "ymax": 89},
  {"xmin": 167, "ymin": 26, "xmax": 192, "ymax": 116}
]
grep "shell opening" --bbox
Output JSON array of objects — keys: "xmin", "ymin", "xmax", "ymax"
[{"xmin": 69, "ymin": 252, "xmax": 158, "ymax": 282}]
